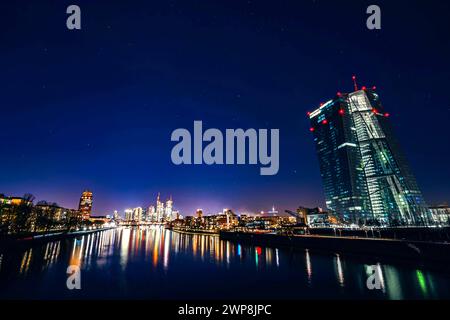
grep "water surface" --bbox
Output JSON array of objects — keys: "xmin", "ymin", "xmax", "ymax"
[{"xmin": 1, "ymin": 226, "xmax": 449, "ymax": 299}]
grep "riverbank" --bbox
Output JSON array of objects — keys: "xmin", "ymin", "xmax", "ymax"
[
  {"xmin": 2, "ymin": 227, "xmax": 450, "ymax": 300},
  {"xmin": 308, "ymin": 226, "xmax": 450, "ymax": 242},
  {"xmin": 0, "ymin": 226, "xmax": 117, "ymax": 247},
  {"xmin": 170, "ymin": 227, "xmax": 219, "ymax": 236},
  {"xmin": 220, "ymin": 231, "xmax": 450, "ymax": 264}
]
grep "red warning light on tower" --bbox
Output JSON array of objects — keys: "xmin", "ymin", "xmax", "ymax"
[{"xmin": 352, "ymin": 75, "xmax": 358, "ymax": 91}]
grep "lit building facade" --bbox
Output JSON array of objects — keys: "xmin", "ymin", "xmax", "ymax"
[
  {"xmin": 0, "ymin": 195, "xmax": 32, "ymax": 206},
  {"xmin": 172, "ymin": 210, "xmax": 180, "ymax": 220},
  {"xmin": 78, "ymin": 190, "xmax": 93, "ymax": 220},
  {"xmin": 125, "ymin": 208, "xmax": 133, "ymax": 222},
  {"xmin": 165, "ymin": 196, "xmax": 173, "ymax": 221},
  {"xmin": 308, "ymin": 87, "xmax": 430, "ymax": 226},
  {"xmin": 148, "ymin": 205, "xmax": 156, "ymax": 222},
  {"xmin": 156, "ymin": 193, "xmax": 164, "ymax": 222},
  {"xmin": 133, "ymin": 207, "xmax": 143, "ymax": 222},
  {"xmin": 429, "ymin": 205, "xmax": 450, "ymax": 225},
  {"xmin": 35, "ymin": 202, "xmax": 65, "ymax": 222}
]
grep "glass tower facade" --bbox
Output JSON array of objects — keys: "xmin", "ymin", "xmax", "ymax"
[{"xmin": 309, "ymin": 88, "xmax": 430, "ymax": 226}]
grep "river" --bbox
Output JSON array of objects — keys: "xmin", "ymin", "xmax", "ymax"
[{"xmin": 1, "ymin": 226, "xmax": 450, "ymax": 299}]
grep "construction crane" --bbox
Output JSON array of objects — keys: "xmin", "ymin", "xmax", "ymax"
[{"xmin": 285, "ymin": 210, "xmax": 307, "ymax": 226}]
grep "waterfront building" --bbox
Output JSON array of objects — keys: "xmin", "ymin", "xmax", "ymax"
[
  {"xmin": 293, "ymin": 206, "xmax": 340, "ymax": 227},
  {"xmin": 0, "ymin": 195, "xmax": 32, "ymax": 206},
  {"xmin": 165, "ymin": 196, "xmax": 173, "ymax": 221},
  {"xmin": 125, "ymin": 208, "xmax": 133, "ymax": 222},
  {"xmin": 429, "ymin": 205, "xmax": 450, "ymax": 225},
  {"xmin": 78, "ymin": 190, "xmax": 93, "ymax": 220},
  {"xmin": 243, "ymin": 216, "xmax": 270, "ymax": 230},
  {"xmin": 156, "ymin": 193, "xmax": 164, "ymax": 222},
  {"xmin": 184, "ymin": 216, "xmax": 196, "ymax": 228},
  {"xmin": 305, "ymin": 208, "xmax": 332, "ymax": 228},
  {"xmin": 0, "ymin": 197, "xmax": 34, "ymax": 232},
  {"xmin": 224, "ymin": 209, "xmax": 238, "ymax": 228},
  {"xmin": 65, "ymin": 208, "xmax": 82, "ymax": 225},
  {"xmin": 35, "ymin": 202, "xmax": 65, "ymax": 222},
  {"xmin": 308, "ymin": 85, "xmax": 430, "ymax": 226},
  {"xmin": 113, "ymin": 210, "xmax": 120, "ymax": 221},
  {"xmin": 148, "ymin": 205, "xmax": 156, "ymax": 222},
  {"xmin": 173, "ymin": 210, "xmax": 180, "ymax": 220},
  {"xmin": 1, "ymin": 194, "xmax": 82, "ymax": 233},
  {"xmin": 196, "ymin": 209, "xmax": 203, "ymax": 219},
  {"xmin": 89, "ymin": 216, "xmax": 112, "ymax": 224},
  {"xmin": 132, "ymin": 207, "xmax": 143, "ymax": 222},
  {"xmin": 142, "ymin": 207, "xmax": 149, "ymax": 221}
]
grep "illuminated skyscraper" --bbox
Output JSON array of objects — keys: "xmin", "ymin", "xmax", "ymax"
[
  {"xmin": 148, "ymin": 205, "xmax": 156, "ymax": 222},
  {"xmin": 125, "ymin": 208, "xmax": 133, "ymax": 222},
  {"xmin": 78, "ymin": 190, "xmax": 93, "ymax": 220},
  {"xmin": 308, "ymin": 85, "xmax": 430, "ymax": 226},
  {"xmin": 165, "ymin": 196, "xmax": 173, "ymax": 221},
  {"xmin": 156, "ymin": 193, "xmax": 164, "ymax": 222},
  {"xmin": 133, "ymin": 207, "xmax": 143, "ymax": 222},
  {"xmin": 113, "ymin": 210, "xmax": 119, "ymax": 221}
]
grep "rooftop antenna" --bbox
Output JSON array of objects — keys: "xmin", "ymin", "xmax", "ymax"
[{"xmin": 352, "ymin": 75, "xmax": 358, "ymax": 91}]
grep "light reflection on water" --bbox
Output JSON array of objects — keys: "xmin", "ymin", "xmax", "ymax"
[{"xmin": 1, "ymin": 226, "xmax": 450, "ymax": 299}]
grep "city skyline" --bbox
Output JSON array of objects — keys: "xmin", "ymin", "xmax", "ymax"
[
  {"xmin": 0, "ymin": 189, "xmax": 291, "ymax": 218},
  {"xmin": 1, "ymin": 75, "xmax": 448, "ymax": 217},
  {"xmin": 2, "ymin": 1, "xmax": 450, "ymax": 306},
  {"xmin": 1, "ymin": 1, "xmax": 449, "ymax": 216}
]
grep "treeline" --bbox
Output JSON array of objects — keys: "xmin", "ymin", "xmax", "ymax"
[{"xmin": 0, "ymin": 193, "xmax": 84, "ymax": 235}]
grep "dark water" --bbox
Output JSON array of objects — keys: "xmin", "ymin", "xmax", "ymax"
[{"xmin": 1, "ymin": 226, "xmax": 450, "ymax": 300}]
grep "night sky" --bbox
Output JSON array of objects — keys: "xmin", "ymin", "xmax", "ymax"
[{"xmin": 1, "ymin": 0, "xmax": 449, "ymax": 216}]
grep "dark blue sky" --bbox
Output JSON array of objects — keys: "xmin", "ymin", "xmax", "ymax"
[{"xmin": 1, "ymin": 0, "xmax": 449, "ymax": 216}]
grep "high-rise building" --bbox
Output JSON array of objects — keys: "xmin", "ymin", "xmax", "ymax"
[
  {"xmin": 148, "ymin": 205, "xmax": 156, "ymax": 222},
  {"xmin": 308, "ymin": 85, "xmax": 430, "ymax": 226},
  {"xmin": 142, "ymin": 207, "xmax": 150, "ymax": 222},
  {"xmin": 156, "ymin": 193, "xmax": 165, "ymax": 222},
  {"xmin": 165, "ymin": 196, "xmax": 173, "ymax": 221},
  {"xmin": 113, "ymin": 210, "xmax": 120, "ymax": 221},
  {"xmin": 133, "ymin": 207, "xmax": 143, "ymax": 222},
  {"xmin": 78, "ymin": 190, "xmax": 93, "ymax": 220},
  {"xmin": 125, "ymin": 208, "xmax": 133, "ymax": 222}
]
